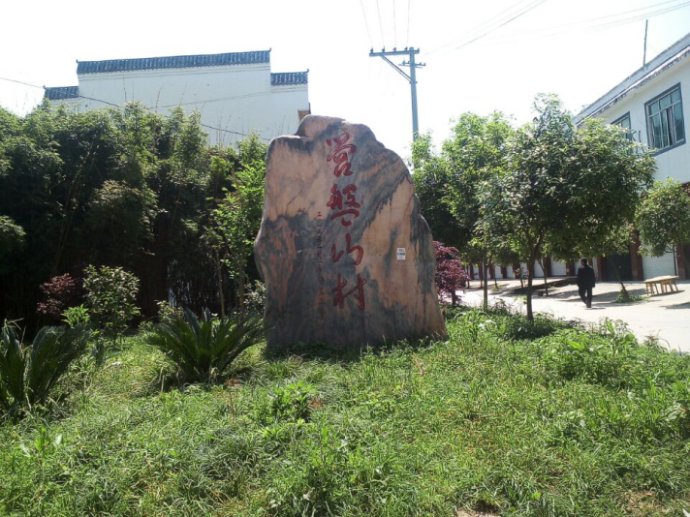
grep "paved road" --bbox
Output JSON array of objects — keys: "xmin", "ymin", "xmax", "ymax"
[{"xmin": 460, "ymin": 280, "xmax": 690, "ymax": 353}]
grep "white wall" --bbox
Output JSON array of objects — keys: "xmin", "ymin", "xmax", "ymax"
[
  {"xmin": 593, "ymin": 57, "xmax": 690, "ymax": 278},
  {"xmin": 599, "ymin": 60, "xmax": 690, "ymax": 185},
  {"xmin": 642, "ymin": 252, "xmax": 677, "ymax": 279},
  {"xmin": 551, "ymin": 260, "xmax": 567, "ymax": 276},
  {"xmin": 59, "ymin": 63, "xmax": 309, "ymax": 147}
]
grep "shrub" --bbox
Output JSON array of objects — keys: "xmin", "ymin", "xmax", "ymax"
[
  {"xmin": 269, "ymin": 381, "xmax": 317, "ymax": 423},
  {"xmin": 83, "ymin": 265, "xmax": 140, "ymax": 337},
  {"xmin": 243, "ymin": 280, "xmax": 267, "ymax": 315},
  {"xmin": 0, "ymin": 320, "xmax": 89, "ymax": 416},
  {"xmin": 614, "ymin": 289, "xmax": 644, "ymax": 304},
  {"xmin": 62, "ymin": 305, "xmax": 90, "ymax": 328},
  {"xmin": 147, "ymin": 309, "xmax": 264, "ymax": 384},
  {"xmin": 156, "ymin": 300, "xmax": 183, "ymax": 324},
  {"xmin": 542, "ymin": 321, "xmax": 642, "ymax": 390},
  {"xmin": 36, "ymin": 273, "xmax": 81, "ymax": 322},
  {"xmin": 433, "ymin": 241, "xmax": 470, "ymax": 305}
]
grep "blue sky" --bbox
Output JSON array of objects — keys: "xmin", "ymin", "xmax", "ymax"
[{"xmin": 2, "ymin": 0, "xmax": 690, "ymax": 159}]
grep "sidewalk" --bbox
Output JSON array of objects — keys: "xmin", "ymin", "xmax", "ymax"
[{"xmin": 460, "ymin": 279, "xmax": 690, "ymax": 353}]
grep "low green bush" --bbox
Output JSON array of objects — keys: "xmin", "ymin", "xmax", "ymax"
[
  {"xmin": 147, "ymin": 309, "xmax": 263, "ymax": 385},
  {"xmin": 0, "ymin": 321, "xmax": 89, "ymax": 416}
]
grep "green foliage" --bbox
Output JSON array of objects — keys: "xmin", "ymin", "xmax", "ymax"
[
  {"xmin": 85, "ymin": 180, "xmax": 157, "ymax": 264},
  {"xmin": 0, "ymin": 215, "xmax": 25, "ymax": 272},
  {"xmin": 614, "ymin": 288, "xmax": 644, "ymax": 304},
  {"xmin": 147, "ymin": 309, "xmax": 264, "ymax": 384},
  {"xmin": 0, "ymin": 321, "xmax": 89, "ymax": 416},
  {"xmin": 0, "ymin": 103, "xmax": 267, "ymax": 327},
  {"xmin": 411, "ymin": 135, "xmax": 461, "ymax": 247},
  {"xmin": 478, "ymin": 94, "xmax": 655, "ymax": 320},
  {"xmin": 2, "ymin": 315, "xmax": 690, "ymax": 515},
  {"xmin": 208, "ymin": 134, "xmax": 267, "ymax": 309},
  {"xmin": 242, "ymin": 280, "xmax": 266, "ymax": 315},
  {"xmin": 62, "ymin": 305, "xmax": 90, "ymax": 328},
  {"xmin": 83, "ymin": 265, "xmax": 140, "ymax": 338},
  {"xmin": 155, "ymin": 300, "xmax": 183, "ymax": 324},
  {"xmin": 637, "ymin": 178, "xmax": 690, "ymax": 256}
]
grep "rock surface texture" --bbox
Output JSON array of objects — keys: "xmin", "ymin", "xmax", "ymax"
[{"xmin": 254, "ymin": 116, "xmax": 446, "ymax": 349}]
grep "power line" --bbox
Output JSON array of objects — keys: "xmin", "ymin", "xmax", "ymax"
[
  {"xmin": 375, "ymin": 0, "xmax": 386, "ymax": 46},
  {"xmin": 477, "ymin": 0, "xmax": 690, "ymax": 47},
  {"xmin": 406, "ymin": 0, "xmax": 412, "ymax": 46},
  {"xmin": 429, "ymin": 0, "xmax": 542, "ymax": 53},
  {"xmin": 392, "ymin": 0, "xmax": 398, "ymax": 48},
  {"xmin": 359, "ymin": 0, "xmax": 374, "ymax": 48},
  {"xmin": 0, "ymin": 77, "xmax": 44, "ymax": 89},
  {"xmin": 429, "ymin": 0, "xmax": 548, "ymax": 54},
  {"xmin": 0, "ymin": 76, "xmax": 267, "ymax": 141},
  {"xmin": 430, "ymin": 0, "xmax": 690, "ymax": 55}
]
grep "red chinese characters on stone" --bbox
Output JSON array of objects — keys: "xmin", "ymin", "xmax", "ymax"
[
  {"xmin": 332, "ymin": 273, "xmax": 367, "ymax": 310},
  {"xmin": 325, "ymin": 130, "xmax": 367, "ymax": 311},
  {"xmin": 331, "ymin": 233, "xmax": 364, "ymax": 265},
  {"xmin": 326, "ymin": 131, "xmax": 357, "ymax": 177},
  {"xmin": 327, "ymin": 184, "xmax": 361, "ymax": 226}
]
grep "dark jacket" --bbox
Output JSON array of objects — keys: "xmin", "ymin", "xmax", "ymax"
[{"xmin": 576, "ymin": 265, "xmax": 596, "ymax": 289}]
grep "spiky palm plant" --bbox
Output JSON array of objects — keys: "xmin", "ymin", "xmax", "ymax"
[
  {"xmin": 0, "ymin": 321, "xmax": 89, "ymax": 415},
  {"xmin": 147, "ymin": 309, "xmax": 264, "ymax": 385}
]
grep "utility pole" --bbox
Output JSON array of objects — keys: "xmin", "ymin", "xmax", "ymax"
[{"xmin": 369, "ymin": 47, "xmax": 425, "ymax": 141}]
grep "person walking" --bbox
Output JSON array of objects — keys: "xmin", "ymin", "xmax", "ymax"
[{"xmin": 576, "ymin": 258, "xmax": 596, "ymax": 308}]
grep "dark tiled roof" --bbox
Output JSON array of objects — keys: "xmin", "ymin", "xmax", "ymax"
[
  {"xmin": 271, "ymin": 71, "xmax": 309, "ymax": 86},
  {"xmin": 77, "ymin": 50, "xmax": 271, "ymax": 75},
  {"xmin": 44, "ymin": 86, "xmax": 79, "ymax": 100}
]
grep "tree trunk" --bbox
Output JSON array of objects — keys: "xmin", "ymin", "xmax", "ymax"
[
  {"xmin": 482, "ymin": 255, "xmax": 489, "ymax": 310},
  {"xmin": 213, "ymin": 249, "xmax": 226, "ymax": 318},
  {"xmin": 613, "ymin": 263, "xmax": 628, "ymax": 297},
  {"xmin": 526, "ymin": 259, "xmax": 535, "ymax": 322},
  {"xmin": 538, "ymin": 258, "xmax": 549, "ymax": 297}
]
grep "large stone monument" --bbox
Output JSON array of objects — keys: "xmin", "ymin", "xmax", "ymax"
[{"xmin": 254, "ymin": 115, "xmax": 446, "ymax": 349}]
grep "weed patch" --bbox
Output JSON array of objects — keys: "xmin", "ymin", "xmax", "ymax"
[{"xmin": 1, "ymin": 311, "xmax": 689, "ymax": 515}]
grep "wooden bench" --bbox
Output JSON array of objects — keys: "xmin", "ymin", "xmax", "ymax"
[{"xmin": 644, "ymin": 275, "xmax": 680, "ymax": 295}]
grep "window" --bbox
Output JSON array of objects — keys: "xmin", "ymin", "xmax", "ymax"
[
  {"xmin": 613, "ymin": 112, "xmax": 633, "ymax": 141},
  {"xmin": 645, "ymin": 84, "xmax": 685, "ymax": 151}
]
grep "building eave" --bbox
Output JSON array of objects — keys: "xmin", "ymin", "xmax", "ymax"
[
  {"xmin": 77, "ymin": 50, "xmax": 271, "ymax": 75},
  {"xmin": 575, "ymin": 32, "xmax": 690, "ymax": 123}
]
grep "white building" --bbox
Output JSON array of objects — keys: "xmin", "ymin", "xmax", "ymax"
[
  {"xmin": 44, "ymin": 50, "xmax": 310, "ymax": 147},
  {"xmin": 576, "ymin": 32, "xmax": 690, "ymax": 281}
]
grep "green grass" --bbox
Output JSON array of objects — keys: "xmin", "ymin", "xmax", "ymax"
[{"xmin": 1, "ymin": 311, "xmax": 689, "ymax": 516}]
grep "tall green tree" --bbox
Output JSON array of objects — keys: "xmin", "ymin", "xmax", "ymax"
[
  {"xmin": 443, "ymin": 112, "xmax": 514, "ymax": 307},
  {"xmin": 412, "ymin": 114, "xmax": 514, "ymax": 308},
  {"xmin": 0, "ymin": 101, "xmax": 266, "ymax": 328},
  {"xmin": 208, "ymin": 135, "xmax": 267, "ymax": 312},
  {"xmin": 411, "ymin": 135, "xmax": 460, "ymax": 248},
  {"xmin": 479, "ymin": 95, "xmax": 654, "ymax": 321},
  {"xmin": 637, "ymin": 178, "xmax": 690, "ymax": 257}
]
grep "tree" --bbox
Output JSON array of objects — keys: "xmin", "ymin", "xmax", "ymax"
[
  {"xmin": 443, "ymin": 113, "xmax": 514, "ymax": 307},
  {"xmin": 208, "ymin": 135, "xmax": 267, "ymax": 311},
  {"xmin": 637, "ymin": 179, "xmax": 690, "ymax": 257},
  {"xmin": 411, "ymin": 135, "xmax": 461, "ymax": 248},
  {"xmin": 412, "ymin": 115, "xmax": 513, "ymax": 308},
  {"xmin": 0, "ymin": 102, "xmax": 267, "ymax": 328},
  {"xmin": 0, "ymin": 216, "xmax": 25, "ymax": 274},
  {"xmin": 479, "ymin": 95, "xmax": 654, "ymax": 321}
]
